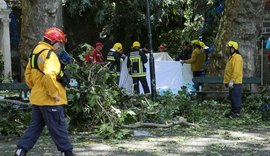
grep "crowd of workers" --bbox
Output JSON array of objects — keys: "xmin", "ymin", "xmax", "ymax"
[
  {"xmin": 14, "ymin": 26, "xmax": 243, "ymax": 155},
  {"xmin": 105, "ymin": 41, "xmax": 150, "ymax": 94},
  {"xmin": 83, "ymin": 39, "xmax": 243, "ymax": 119}
]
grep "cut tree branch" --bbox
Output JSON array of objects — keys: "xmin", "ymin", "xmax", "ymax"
[
  {"xmin": 123, "ymin": 116, "xmax": 199, "ymax": 128},
  {"xmin": 96, "ymin": 99, "xmax": 114, "ymax": 125}
]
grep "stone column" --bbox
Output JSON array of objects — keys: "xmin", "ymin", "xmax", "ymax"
[{"xmin": 2, "ymin": 17, "xmax": 12, "ymax": 82}]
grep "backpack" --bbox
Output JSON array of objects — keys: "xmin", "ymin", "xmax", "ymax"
[{"xmin": 30, "ymin": 49, "xmax": 71, "ymax": 88}]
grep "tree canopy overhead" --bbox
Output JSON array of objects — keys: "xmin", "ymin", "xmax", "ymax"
[
  {"xmin": 64, "ymin": 0, "xmax": 222, "ymax": 54},
  {"xmin": 6, "ymin": 0, "xmax": 264, "ymax": 80}
]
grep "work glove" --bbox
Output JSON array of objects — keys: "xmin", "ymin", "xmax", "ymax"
[{"xmin": 228, "ymin": 80, "xmax": 234, "ymax": 89}]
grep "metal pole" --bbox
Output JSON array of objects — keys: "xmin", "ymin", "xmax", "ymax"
[
  {"xmin": 261, "ymin": 38, "xmax": 264, "ymax": 86},
  {"xmin": 146, "ymin": 0, "xmax": 156, "ymax": 101}
]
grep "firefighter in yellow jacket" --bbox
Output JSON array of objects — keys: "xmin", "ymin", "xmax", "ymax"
[
  {"xmin": 15, "ymin": 28, "xmax": 73, "ymax": 156},
  {"xmin": 224, "ymin": 41, "xmax": 243, "ymax": 118},
  {"xmin": 182, "ymin": 40, "xmax": 206, "ymax": 90}
]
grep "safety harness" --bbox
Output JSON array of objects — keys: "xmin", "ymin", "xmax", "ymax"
[
  {"xmin": 30, "ymin": 49, "xmax": 68, "ymax": 87},
  {"xmin": 30, "ymin": 49, "xmax": 52, "ymax": 74}
]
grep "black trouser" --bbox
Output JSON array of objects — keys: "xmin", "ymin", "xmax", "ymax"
[
  {"xmin": 133, "ymin": 76, "xmax": 150, "ymax": 94},
  {"xmin": 17, "ymin": 105, "xmax": 73, "ymax": 153},
  {"xmin": 193, "ymin": 71, "xmax": 205, "ymax": 90},
  {"xmin": 229, "ymin": 84, "xmax": 242, "ymax": 114}
]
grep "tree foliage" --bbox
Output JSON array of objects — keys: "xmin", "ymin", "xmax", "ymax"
[
  {"xmin": 0, "ymin": 43, "xmax": 269, "ymax": 138},
  {"xmin": 7, "ymin": 0, "xmax": 224, "ymax": 79},
  {"xmin": 64, "ymin": 0, "xmax": 223, "ymax": 55},
  {"xmin": 0, "ymin": 103, "xmax": 31, "ymax": 136},
  {"xmin": 1, "ymin": 0, "xmax": 266, "ymax": 141}
]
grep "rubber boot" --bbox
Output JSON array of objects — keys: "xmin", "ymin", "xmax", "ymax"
[
  {"xmin": 14, "ymin": 149, "xmax": 27, "ymax": 156},
  {"xmin": 61, "ymin": 151, "xmax": 74, "ymax": 156}
]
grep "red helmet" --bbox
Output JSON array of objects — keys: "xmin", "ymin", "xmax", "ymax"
[{"xmin": 43, "ymin": 27, "xmax": 67, "ymax": 43}]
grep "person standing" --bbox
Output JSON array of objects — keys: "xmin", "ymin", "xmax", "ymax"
[
  {"xmin": 182, "ymin": 40, "xmax": 206, "ymax": 90},
  {"xmin": 106, "ymin": 42, "xmax": 123, "ymax": 83},
  {"xmin": 128, "ymin": 41, "xmax": 150, "ymax": 94},
  {"xmin": 92, "ymin": 42, "xmax": 104, "ymax": 63},
  {"xmin": 224, "ymin": 41, "xmax": 243, "ymax": 118},
  {"xmin": 199, "ymin": 41, "xmax": 210, "ymax": 77},
  {"xmin": 84, "ymin": 46, "xmax": 94, "ymax": 63},
  {"xmin": 176, "ymin": 41, "xmax": 192, "ymax": 61},
  {"xmin": 14, "ymin": 27, "xmax": 73, "ymax": 156},
  {"xmin": 158, "ymin": 43, "xmax": 167, "ymax": 52}
]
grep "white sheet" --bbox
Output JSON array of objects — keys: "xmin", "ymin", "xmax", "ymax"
[
  {"xmin": 143, "ymin": 61, "xmax": 192, "ymax": 93},
  {"xmin": 119, "ymin": 58, "xmax": 133, "ymax": 94},
  {"xmin": 119, "ymin": 53, "xmax": 193, "ymax": 94},
  {"xmin": 146, "ymin": 52, "xmax": 174, "ymax": 61}
]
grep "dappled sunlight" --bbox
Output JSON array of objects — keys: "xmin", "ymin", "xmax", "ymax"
[
  {"xmin": 116, "ymin": 139, "xmax": 163, "ymax": 150},
  {"xmin": 112, "ymin": 128, "xmax": 270, "ymax": 155},
  {"xmin": 74, "ymin": 144, "xmax": 115, "ymax": 156},
  {"xmin": 178, "ymin": 128, "xmax": 270, "ymax": 154},
  {"xmin": 2, "ymin": 128, "xmax": 270, "ymax": 155},
  {"xmin": 216, "ymin": 129, "xmax": 270, "ymax": 141}
]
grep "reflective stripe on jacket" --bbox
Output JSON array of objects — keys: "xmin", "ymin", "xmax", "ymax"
[
  {"xmin": 224, "ymin": 53, "xmax": 243, "ymax": 84},
  {"xmin": 25, "ymin": 41, "xmax": 67, "ymax": 105},
  {"xmin": 128, "ymin": 50, "xmax": 148, "ymax": 77},
  {"xmin": 106, "ymin": 50, "xmax": 121, "ymax": 76}
]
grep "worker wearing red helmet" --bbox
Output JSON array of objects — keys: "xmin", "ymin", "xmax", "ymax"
[
  {"xmin": 93, "ymin": 42, "xmax": 104, "ymax": 63},
  {"xmin": 158, "ymin": 43, "xmax": 167, "ymax": 52},
  {"xmin": 15, "ymin": 27, "xmax": 73, "ymax": 156},
  {"xmin": 85, "ymin": 42, "xmax": 104, "ymax": 63}
]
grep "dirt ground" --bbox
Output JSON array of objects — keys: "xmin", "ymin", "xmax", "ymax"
[{"xmin": 1, "ymin": 126, "xmax": 270, "ymax": 156}]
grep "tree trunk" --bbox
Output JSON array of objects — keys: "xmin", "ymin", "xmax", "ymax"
[
  {"xmin": 208, "ymin": 0, "xmax": 264, "ymax": 77},
  {"xmin": 19, "ymin": 0, "xmax": 62, "ymax": 81}
]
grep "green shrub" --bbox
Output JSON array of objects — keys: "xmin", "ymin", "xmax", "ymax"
[{"xmin": 0, "ymin": 103, "xmax": 31, "ymax": 136}]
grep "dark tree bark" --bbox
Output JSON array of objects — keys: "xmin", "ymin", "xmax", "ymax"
[
  {"xmin": 208, "ymin": 0, "xmax": 264, "ymax": 77},
  {"xmin": 19, "ymin": 0, "xmax": 62, "ymax": 81}
]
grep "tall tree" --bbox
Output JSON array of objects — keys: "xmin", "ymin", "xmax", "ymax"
[
  {"xmin": 64, "ymin": 0, "xmax": 200, "ymax": 51},
  {"xmin": 208, "ymin": 0, "xmax": 264, "ymax": 77},
  {"xmin": 19, "ymin": 0, "xmax": 62, "ymax": 80}
]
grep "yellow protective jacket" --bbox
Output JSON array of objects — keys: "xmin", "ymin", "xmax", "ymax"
[
  {"xmin": 25, "ymin": 41, "xmax": 67, "ymax": 105},
  {"xmin": 223, "ymin": 53, "xmax": 243, "ymax": 84},
  {"xmin": 184, "ymin": 48, "xmax": 206, "ymax": 72}
]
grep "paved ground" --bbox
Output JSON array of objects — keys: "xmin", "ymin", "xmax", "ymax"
[{"xmin": 1, "ymin": 127, "xmax": 270, "ymax": 156}]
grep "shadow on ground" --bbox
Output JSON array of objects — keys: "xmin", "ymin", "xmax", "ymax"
[{"xmin": 1, "ymin": 127, "xmax": 270, "ymax": 156}]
